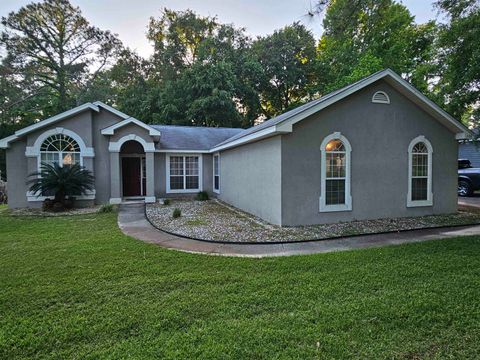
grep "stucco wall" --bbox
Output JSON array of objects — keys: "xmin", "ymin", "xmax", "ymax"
[
  {"xmin": 280, "ymin": 80, "xmax": 458, "ymax": 225},
  {"xmin": 219, "ymin": 136, "xmax": 282, "ymax": 225},
  {"xmin": 6, "ymin": 139, "xmax": 28, "ymax": 208},
  {"xmin": 5, "ymin": 107, "xmax": 127, "ymax": 207},
  {"xmin": 92, "ymin": 109, "xmax": 123, "ymax": 203}
]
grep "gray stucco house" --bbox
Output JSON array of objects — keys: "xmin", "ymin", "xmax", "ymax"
[{"xmin": 0, "ymin": 69, "xmax": 469, "ymax": 225}]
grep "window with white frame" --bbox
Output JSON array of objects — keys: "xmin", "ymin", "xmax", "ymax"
[
  {"xmin": 167, "ymin": 155, "xmax": 202, "ymax": 192},
  {"xmin": 213, "ymin": 154, "xmax": 220, "ymax": 193},
  {"xmin": 320, "ymin": 133, "xmax": 352, "ymax": 212},
  {"xmin": 40, "ymin": 134, "xmax": 81, "ymax": 168},
  {"xmin": 408, "ymin": 136, "xmax": 433, "ymax": 207}
]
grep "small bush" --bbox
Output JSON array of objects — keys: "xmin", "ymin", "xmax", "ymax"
[
  {"xmin": 172, "ymin": 208, "xmax": 181, "ymax": 218},
  {"xmin": 98, "ymin": 204, "xmax": 114, "ymax": 213},
  {"xmin": 195, "ymin": 191, "xmax": 209, "ymax": 201},
  {"xmin": 163, "ymin": 199, "xmax": 171, "ymax": 206}
]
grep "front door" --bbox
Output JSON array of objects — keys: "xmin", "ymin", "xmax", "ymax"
[{"xmin": 122, "ymin": 157, "xmax": 142, "ymax": 197}]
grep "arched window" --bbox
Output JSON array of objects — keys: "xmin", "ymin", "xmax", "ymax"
[
  {"xmin": 408, "ymin": 136, "xmax": 433, "ymax": 207},
  {"xmin": 40, "ymin": 134, "xmax": 81, "ymax": 167},
  {"xmin": 320, "ymin": 132, "xmax": 352, "ymax": 212}
]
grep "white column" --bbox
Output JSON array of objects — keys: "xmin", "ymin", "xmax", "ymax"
[
  {"xmin": 145, "ymin": 152, "xmax": 156, "ymax": 203},
  {"xmin": 109, "ymin": 152, "xmax": 121, "ymax": 204}
]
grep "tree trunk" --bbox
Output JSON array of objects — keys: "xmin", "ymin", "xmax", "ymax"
[{"xmin": 54, "ymin": 190, "xmax": 65, "ymax": 205}]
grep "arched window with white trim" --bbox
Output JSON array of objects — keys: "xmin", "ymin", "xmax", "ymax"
[
  {"xmin": 407, "ymin": 136, "xmax": 433, "ymax": 207},
  {"xmin": 40, "ymin": 133, "xmax": 81, "ymax": 167},
  {"xmin": 320, "ymin": 132, "xmax": 352, "ymax": 212}
]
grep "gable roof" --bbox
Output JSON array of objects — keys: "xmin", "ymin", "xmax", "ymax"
[
  {"xmin": 211, "ymin": 69, "xmax": 470, "ymax": 152},
  {"xmin": 0, "ymin": 101, "xmax": 128, "ymax": 149},
  {"xmin": 151, "ymin": 125, "xmax": 243, "ymax": 151},
  {"xmin": 101, "ymin": 118, "xmax": 161, "ymax": 137}
]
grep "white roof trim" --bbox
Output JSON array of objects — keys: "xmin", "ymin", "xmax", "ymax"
[
  {"xmin": 101, "ymin": 117, "xmax": 161, "ymax": 136},
  {"xmin": 157, "ymin": 149, "xmax": 210, "ymax": 153},
  {"xmin": 0, "ymin": 134, "xmax": 18, "ymax": 149},
  {"xmin": 209, "ymin": 126, "xmax": 286, "ymax": 152},
  {"xmin": 0, "ymin": 101, "xmax": 144, "ymax": 149},
  {"xmin": 92, "ymin": 101, "xmax": 130, "ymax": 120},
  {"xmin": 16, "ymin": 103, "xmax": 100, "ymax": 138},
  {"xmin": 0, "ymin": 102, "xmax": 102, "ymax": 148},
  {"xmin": 213, "ymin": 69, "xmax": 470, "ymax": 151}
]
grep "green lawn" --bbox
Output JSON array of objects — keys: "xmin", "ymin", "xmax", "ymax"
[{"xmin": 1, "ymin": 212, "xmax": 480, "ymax": 359}]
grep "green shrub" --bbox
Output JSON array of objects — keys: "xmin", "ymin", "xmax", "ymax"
[
  {"xmin": 98, "ymin": 204, "xmax": 114, "ymax": 213},
  {"xmin": 172, "ymin": 208, "xmax": 181, "ymax": 218},
  {"xmin": 163, "ymin": 199, "xmax": 171, "ymax": 206},
  {"xmin": 195, "ymin": 191, "xmax": 209, "ymax": 201}
]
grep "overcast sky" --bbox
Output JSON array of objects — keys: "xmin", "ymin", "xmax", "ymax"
[{"xmin": 1, "ymin": 0, "xmax": 439, "ymax": 58}]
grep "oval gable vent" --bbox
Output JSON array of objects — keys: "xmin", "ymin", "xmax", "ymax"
[{"xmin": 372, "ymin": 91, "xmax": 390, "ymax": 104}]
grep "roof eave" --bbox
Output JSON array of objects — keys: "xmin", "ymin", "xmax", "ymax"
[
  {"xmin": 101, "ymin": 117, "xmax": 161, "ymax": 137},
  {"xmin": 209, "ymin": 126, "xmax": 289, "ymax": 152},
  {"xmin": 212, "ymin": 69, "xmax": 470, "ymax": 151},
  {"xmin": 0, "ymin": 102, "xmax": 101, "ymax": 148}
]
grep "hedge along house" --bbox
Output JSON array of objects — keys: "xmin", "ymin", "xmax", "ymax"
[{"xmin": 0, "ymin": 69, "xmax": 469, "ymax": 225}]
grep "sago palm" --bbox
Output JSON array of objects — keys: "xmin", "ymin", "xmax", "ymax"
[{"xmin": 27, "ymin": 163, "xmax": 95, "ymax": 205}]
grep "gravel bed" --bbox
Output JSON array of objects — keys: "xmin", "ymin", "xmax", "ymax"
[
  {"xmin": 8, "ymin": 206, "xmax": 102, "ymax": 217},
  {"xmin": 146, "ymin": 199, "xmax": 480, "ymax": 243}
]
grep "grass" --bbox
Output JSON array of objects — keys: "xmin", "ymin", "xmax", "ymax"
[{"xmin": 1, "ymin": 213, "xmax": 480, "ymax": 358}]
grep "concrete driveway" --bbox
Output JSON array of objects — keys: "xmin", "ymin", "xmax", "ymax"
[{"xmin": 458, "ymin": 194, "xmax": 480, "ymax": 210}]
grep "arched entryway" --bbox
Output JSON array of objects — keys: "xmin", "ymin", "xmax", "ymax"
[{"xmin": 120, "ymin": 140, "xmax": 146, "ymax": 197}]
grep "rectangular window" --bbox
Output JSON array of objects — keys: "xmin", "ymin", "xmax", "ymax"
[
  {"xmin": 167, "ymin": 155, "xmax": 202, "ymax": 193},
  {"xmin": 325, "ymin": 152, "xmax": 346, "ymax": 205},
  {"xmin": 40, "ymin": 152, "xmax": 59, "ymax": 167},
  {"xmin": 213, "ymin": 154, "xmax": 220, "ymax": 193},
  {"xmin": 411, "ymin": 153, "xmax": 428, "ymax": 201}
]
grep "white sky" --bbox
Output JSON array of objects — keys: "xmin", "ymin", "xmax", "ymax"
[{"xmin": 0, "ymin": 0, "xmax": 439, "ymax": 58}]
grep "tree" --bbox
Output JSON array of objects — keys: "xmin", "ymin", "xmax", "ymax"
[
  {"xmin": 147, "ymin": 9, "xmax": 217, "ymax": 81},
  {"xmin": 148, "ymin": 9, "xmax": 261, "ymax": 127},
  {"xmin": 316, "ymin": 0, "xmax": 436, "ymax": 93},
  {"xmin": 1, "ymin": 0, "xmax": 121, "ymax": 114},
  {"xmin": 158, "ymin": 61, "xmax": 242, "ymax": 127},
  {"xmin": 434, "ymin": 0, "xmax": 480, "ymax": 125},
  {"xmin": 27, "ymin": 163, "xmax": 94, "ymax": 207},
  {"xmin": 251, "ymin": 23, "xmax": 317, "ymax": 117},
  {"xmin": 79, "ymin": 49, "xmax": 153, "ymax": 122}
]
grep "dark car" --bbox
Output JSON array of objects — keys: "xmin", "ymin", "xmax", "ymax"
[{"xmin": 458, "ymin": 159, "xmax": 480, "ymax": 196}]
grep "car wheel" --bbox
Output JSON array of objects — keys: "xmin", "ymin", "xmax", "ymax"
[{"xmin": 458, "ymin": 180, "xmax": 473, "ymax": 197}]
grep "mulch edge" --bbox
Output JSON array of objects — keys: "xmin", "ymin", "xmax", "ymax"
[{"xmin": 144, "ymin": 205, "xmax": 480, "ymax": 245}]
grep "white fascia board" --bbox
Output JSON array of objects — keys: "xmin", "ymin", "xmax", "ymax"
[
  {"xmin": 92, "ymin": 101, "xmax": 130, "ymax": 120},
  {"xmin": 383, "ymin": 70, "xmax": 469, "ymax": 135},
  {"xmin": 101, "ymin": 118, "xmax": 161, "ymax": 136},
  {"xmin": 209, "ymin": 126, "xmax": 287, "ymax": 152},
  {"xmin": 15, "ymin": 103, "xmax": 100, "ymax": 137},
  {"xmin": 277, "ymin": 69, "xmax": 469, "ymax": 136},
  {"xmin": 0, "ymin": 134, "xmax": 19, "ymax": 149},
  {"xmin": 157, "ymin": 149, "xmax": 210, "ymax": 153}
]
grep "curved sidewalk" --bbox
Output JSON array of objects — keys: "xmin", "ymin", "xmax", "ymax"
[{"xmin": 118, "ymin": 203, "xmax": 480, "ymax": 258}]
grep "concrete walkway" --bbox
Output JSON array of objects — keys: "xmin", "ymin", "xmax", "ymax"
[{"xmin": 118, "ymin": 203, "xmax": 480, "ymax": 258}]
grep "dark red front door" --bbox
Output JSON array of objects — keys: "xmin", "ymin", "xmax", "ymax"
[{"xmin": 122, "ymin": 157, "xmax": 141, "ymax": 197}]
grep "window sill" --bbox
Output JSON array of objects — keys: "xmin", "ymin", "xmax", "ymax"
[
  {"xmin": 166, "ymin": 188, "xmax": 201, "ymax": 194},
  {"xmin": 319, "ymin": 197, "xmax": 352, "ymax": 212},
  {"xmin": 26, "ymin": 190, "xmax": 96, "ymax": 202},
  {"xmin": 407, "ymin": 199, "xmax": 433, "ymax": 207}
]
